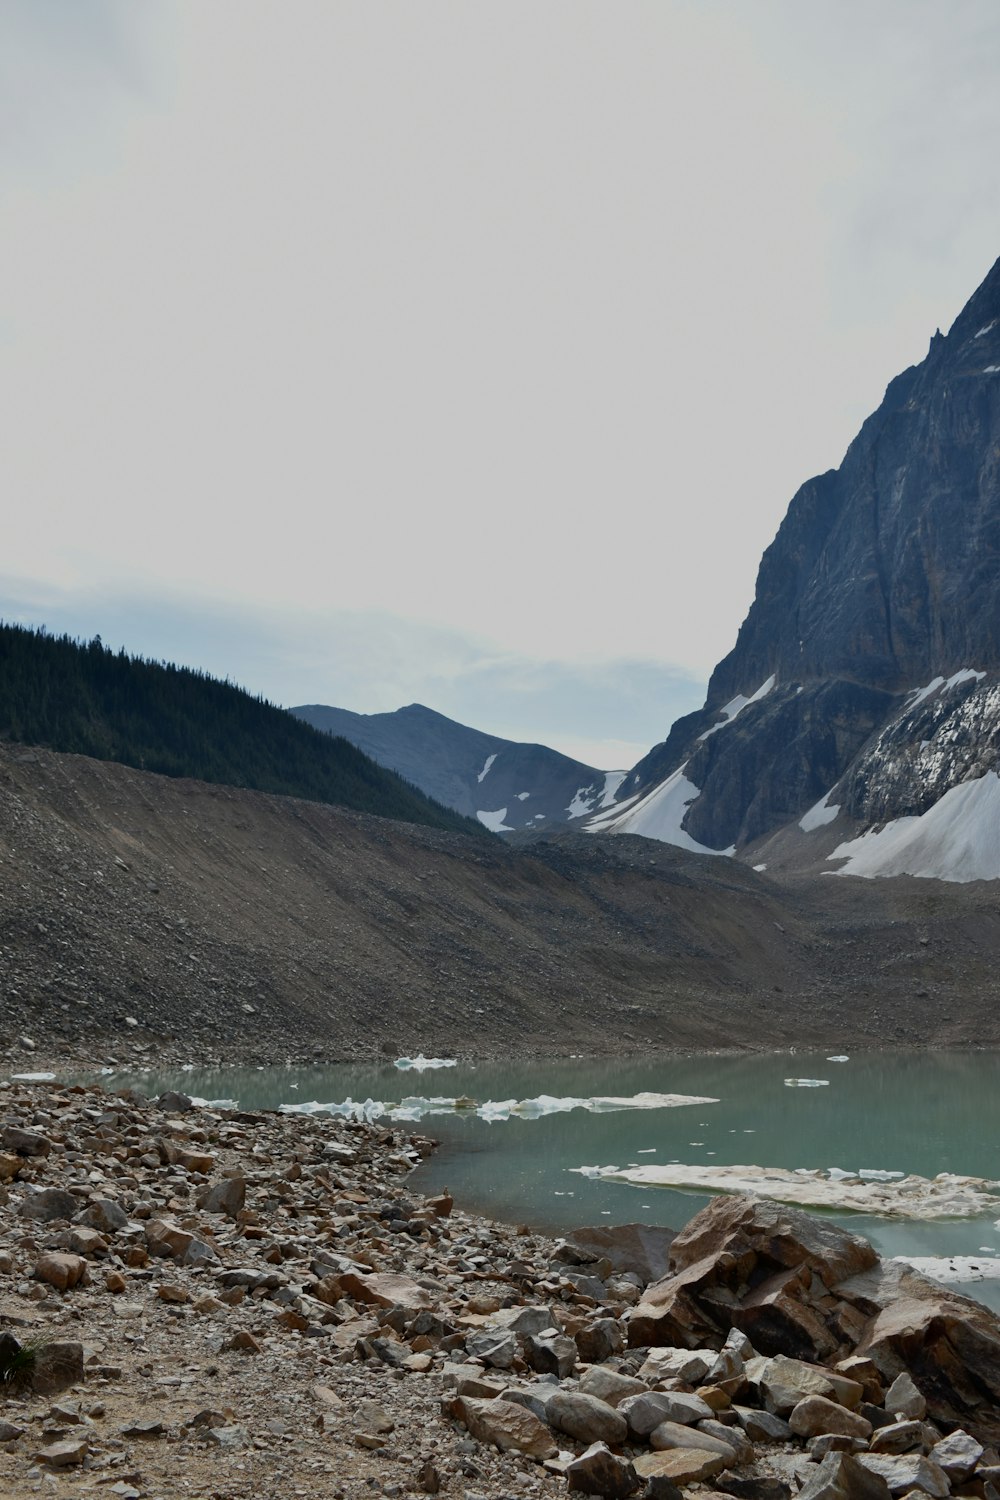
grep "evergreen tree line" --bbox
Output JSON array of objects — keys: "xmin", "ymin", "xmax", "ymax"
[{"xmin": 0, "ymin": 623, "xmax": 485, "ymax": 837}]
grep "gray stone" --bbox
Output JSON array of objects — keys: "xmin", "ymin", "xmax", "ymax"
[
  {"xmin": 808, "ymin": 1436, "xmax": 869, "ymax": 1461},
  {"xmin": 856, "ymin": 1454, "xmax": 949, "ymax": 1497},
  {"xmin": 746, "ymin": 1354, "xmax": 835, "ymax": 1414},
  {"xmin": 883, "ymin": 1373, "xmax": 927, "ymax": 1421},
  {"xmin": 930, "ymin": 1429, "xmax": 984, "ymax": 1481},
  {"xmin": 456, "ymin": 1397, "xmax": 556, "ymax": 1458},
  {"xmin": 649, "ymin": 1420, "xmax": 738, "ymax": 1463},
  {"xmin": 566, "ymin": 1441, "xmax": 640, "ymax": 1498},
  {"xmin": 488, "ymin": 1305, "xmax": 554, "ymax": 1338},
  {"xmin": 196, "ymin": 1177, "xmax": 246, "ymax": 1217},
  {"xmin": 20, "ymin": 1187, "xmax": 79, "ymax": 1223},
  {"xmin": 576, "ymin": 1318, "xmax": 625, "ymax": 1363},
  {"xmin": 698, "ymin": 1419, "xmax": 754, "ymax": 1465},
  {"xmin": 868, "ymin": 1420, "xmax": 926, "ymax": 1455},
  {"xmin": 465, "ymin": 1328, "xmax": 518, "ymax": 1369},
  {"xmin": 733, "ymin": 1406, "xmax": 793, "ymax": 1442},
  {"xmin": 525, "ymin": 1332, "xmax": 576, "ymax": 1378},
  {"xmin": 547, "ymin": 1390, "xmax": 628, "ymax": 1446},
  {"xmin": 789, "ymin": 1397, "xmax": 872, "ymax": 1441},
  {"xmin": 1, "ymin": 1126, "xmax": 51, "ymax": 1156},
  {"xmin": 621, "ymin": 1392, "xmax": 693, "ymax": 1440},
  {"xmin": 636, "ymin": 1346, "xmax": 715, "ymax": 1385},
  {"xmin": 77, "ymin": 1197, "xmax": 129, "ymax": 1233},
  {"xmin": 31, "ymin": 1342, "xmax": 85, "ymax": 1396},
  {"xmin": 157, "ymin": 1091, "xmax": 194, "ymax": 1112},
  {"xmin": 565, "ymin": 1224, "xmax": 677, "ymax": 1285},
  {"xmin": 797, "ymin": 1453, "xmax": 893, "ymax": 1500},
  {"xmin": 578, "ymin": 1366, "xmax": 648, "ymax": 1407}
]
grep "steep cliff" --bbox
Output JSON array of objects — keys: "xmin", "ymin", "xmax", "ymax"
[{"xmin": 596, "ymin": 255, "xmax": 1000, "ymax": 872}]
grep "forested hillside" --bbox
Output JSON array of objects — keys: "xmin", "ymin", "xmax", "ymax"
[{"xmin": 0, "ymin": 624, "xmax": 482, "ymax": 834}]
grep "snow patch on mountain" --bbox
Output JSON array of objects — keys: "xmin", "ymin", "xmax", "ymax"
[
  {"xmin": 696, "ymin": 675, "xmax": 776, "ymax": 742},
  {"xmin": 799, "ymin": 791, "xmax": 841, "ymax": 832},
  {"xmin": 829, "ymin": 771, "xmax": 1000, "ymax": 883},
  {"xmin": 477, "ymin": 753, "xmax": 498, "ymax": 783},
  {"xmin": 585, "ymin": 764, "xmax": 734, "ymax": 856},
  {"xmin": 477, "ymin": 807, "xmax": 513, "ymax": 833}
]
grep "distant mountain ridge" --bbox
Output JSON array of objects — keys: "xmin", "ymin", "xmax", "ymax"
[
  {"xmin": 291, "ymin": 701, "xmax": 624, "ymax": 832},
  {"xmin": 592, "ymin": 252, "xmax": 1000, "ymax": 882},
  {"xmin": 0, "ymin": 624, "xmax": 481, "ymax": 836}
]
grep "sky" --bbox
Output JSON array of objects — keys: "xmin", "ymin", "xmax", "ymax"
[{"xmin": 3, "ymin": 1, "xmax": 1000, "ymax": 769}]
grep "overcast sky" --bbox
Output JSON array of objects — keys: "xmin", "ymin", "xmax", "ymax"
[{"xmin": 3, "ymin": 1, "xmax": 1000, "ymax": 767}]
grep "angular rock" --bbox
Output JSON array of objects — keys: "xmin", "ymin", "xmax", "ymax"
[
  {"xmin": 883, "ymin": 1372, "xmax": 927, "ymax": 1420},
  {"xmin": 566, "ymin": 1223, "xmax": 677, "ymax": 1285},
  {"xmin": 620, "ymin": 1391, "xmax": 713, "ymax": 1438},
  {"xmin": 2, "ymin": 1125, "xmax": 51, "ymax": 1156},
  {"xmin": 733, "ymin": 1405, "xmax": 793, "ymax": 1442},
  {"xmin": 868, "ymin": 1420, "xmax": 926, "ymax": 1455},
  {"xmin": 798, "ymin": 1453, "xmax": 894, "ymax": 1500},
  {"xmin": 78, "ymin": 1197, "xmax": 129, "ymax": 1233},
  {"xmin": 338, "ymin": 1270, "xmax": 432, "ymax": 1314},
  {"xmin": 566, "ymin": 1441, "xmax": 640, "ymax": 1498},
  {"xmin": 717, "ymin": 1478, "xmax": 792, "ymax": 1500},
  {"xmin": 579, "ymin": 1367, "xmax": 648, "ymax": 1406},
  {"xmin": 20, "ymin": 1187, "xmax": 79, "ymax": 1223},
  {"xmin": 525, "ymin": 1331, "xmax": 576, "ymax": 1377},
  {"xmin": 747, "ymin": 1354, "xmax": 836, "ymax": 1413},
  {"xmin": 455, "ymin": 1397, "xmax": 557, "ymax": 1459},
  {"xmin": 633, "ymin": 1448, "xmax": 727, "ymax": 1484},
  {"xmin": 31, "ymin": 1342, "xmax": 85, "ymax": 1395},
  {"xmin": 930, "ymin": 1428, "xmax": 984, "ymax": 1481},
  {"xmin": 34, "ymin": 1252, "xmax": 87, "ymax": 1291},
  {"xmin": 855, "ymin": 1454, "xmax": 949, "ymax": 1497},
  {"xmin": 576, "ymin": 1317, "xmax": 624, "ymax": 1363},
  {"xmin": 547, "ymin": 1390, "xmax": 628, "ymax": 1446},
  {"xmin": 157, "ymin": 1090, "xmax": 194, "ymax": 1112},
  {"xmin": 465, "ymin": 1328, "xmax": 518, "ymax": 1369},
  {"xmin": 196, "ymin": 1177, "xmax": 246, "ymax": 1217},
  {"xmin": 636, "ymin": 1346, "xmax": 716, "ymax": 1384},
  {"xmin": 788, "ymin": 1397, "xmax": 873, "ymax": 1441},
  {"xmin": 36, "ymin": 1436, "xmax": 88, "ymax": 1466},
  {"xmin": 649, "ymin": 1420, "xmax": 738, "ymax": 1463}
]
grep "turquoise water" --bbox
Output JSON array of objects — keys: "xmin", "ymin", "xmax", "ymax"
[{"xmin": 65, "ymin": 1049, "xmax": 1000, "ymax": 1309}]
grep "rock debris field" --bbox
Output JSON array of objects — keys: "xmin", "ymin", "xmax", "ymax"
[{"xmin": 4, "ymin": 1081, "xmax": 1000, "ymax": 1500}]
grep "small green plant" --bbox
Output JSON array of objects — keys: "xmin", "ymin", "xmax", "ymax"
[{"xmin": 0, "ymin": 1332, "xmax": 43, "ymax": 1393}]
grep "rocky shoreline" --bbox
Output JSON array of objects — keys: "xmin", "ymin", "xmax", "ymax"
[{"xmin": 3, "ymin": 1080, "xmax": 1000, "ymax": 1500}]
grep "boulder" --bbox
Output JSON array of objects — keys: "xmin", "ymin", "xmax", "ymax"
[
  {"xmin": 546, "ymin": 1390, "xmax": 628, "ymax": 1446},
  {"xmin": 867, "ymin": 1420, "xmax": 925, "ymax": 1455},
  {"xmin": 797, "ymin": 1453, "xmax": 893, "ymax": 1500},
  {"xmin": 1, "ymin": 1125, "xmax": 51, "ymax": 1156},
  {"xmin": 337, "ymin": 1271, "xmax": 432, "ymax": 1314},
  {"xmin": 78, "ymin": 1197, "xmax": 129, "ymax": 1233},
  {"xmin": 578, "ymin": 1367, "xmax": 648, "ymax": 1406},
  {"xmin": 565, "ymin": 1224, "xmax": 677, "ymax": 1285},
  {"xmin": 930, "ymin": 1428, "xmax": 984, "ymax": 1481},
  {"xmin": 635, "ymin": 1346, "xmax": 717, "ymax": 1384},
  {"xmin": 19, "ymin": 1188, "xmax": 79, "ymax": 1223},
  {"xmin": 883, "ymin": 1372, "xmax": 926, "ymax": 1420},
  {"xmin": 855, "ymin": 1454, "xmax": 950, "ymax": 1497},
  {"xmin": 455, "ymin": 1397, "xmax": 556, "ymax": 1458},
  {"xmin": 649, "ymin": 1420, "xmax": 738, "ymax": 1463},
  {"xmin": 576, "ymin": 1317, "xmax": 624, "ymax": 1363},
  {"xmin": 565, "ymin": 1441, "xmax": 640, "ymax": 1498},
  {"xmin": 31, "ymin": 1342, "xmax": 85, "ymax": 1396},
  {"xmin": 196, "ymin": 1177, "xmax": 246, "ymax": 1217},
  {"xmin": 633, "ymin": 1448, "xmax": 728, "ymax": 1484},
  {"xmin": 525, "ymin": 1332, "xmax": 576, "ymax": 1377},
  {"xmin": 788, "ymin": 1397, "xmax": 872, "ymax": 1440},
  {"xmin": 465, "ymin": 1328, "xmax": 518, "ymax": 1369},
  {"xmin": 34, "ymin": 1253, "xmax": 87, "ymax": 1291},
  {"xmin": 746, "ymin": 1354, "xmax": 836, "ymax": 1413}
]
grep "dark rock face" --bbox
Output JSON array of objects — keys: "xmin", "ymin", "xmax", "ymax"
[
  {"xmin": 617, "ymin": 255, "xmax": 1000, "ymax": 852},
  {"xmin": 291, "ymin": 701, "xmax": 620, "ymax": 832}
]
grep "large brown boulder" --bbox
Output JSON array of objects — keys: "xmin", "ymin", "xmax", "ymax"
[
  {"xmin": 840, "ymin": 1260, "xmax": 1000, "ymax": 1444},
  {"xmin": 565, "ymin": 1223, "xmax": 677, "ymax": 1286},
  {"xmin": 629, "ymin": 1195, "xmax": 877, "ymax": 1357}
]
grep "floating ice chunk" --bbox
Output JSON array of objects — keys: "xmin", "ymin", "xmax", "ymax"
[
  {"xmin": 477, "ymin": 753, "xmax": 497, "ymax": 783},
  {"xmin": 637, "ymin": 1148, "xmax": 657, "ymax": 1154},
  {"xmin": 784, "ymin": 1078, "xmax": 829, "ymax": 1087},
  {"xmin": 572, "ymin": 1162, "xmax": 1000, "ymax": 1218},
  {"xmin": 280, "ymin": 1096, "xmax": 387, "ymax": 1122},
  {"xmin": 828, "ymin": 1167, "xmax": 860, "ymax": 1182},
  {"xmin": 799, "ymin": 792, "xmax": 841, "ymax": 832},
  {"xmin": 827, "ymin": 1055, "xmax": 850, "ymax": 1062},
  {"xmin": 394, "ymin": 1055, "xmax": 458, "ymax": 1071},
  {"xmin": 10, "ymin": 1072, "xmax": 57, "ymax": 1081},
  {"xmin": 859, "ymin": 1168, "xmax": 904, "ymax": 1181},
  {"xmin": 895, "ymin": 1255, "xmax": 1000, "ymax": 1283},
  {"xmin": 189, "ymin": 1097, "xmax": 238, "ymax": 1109}
]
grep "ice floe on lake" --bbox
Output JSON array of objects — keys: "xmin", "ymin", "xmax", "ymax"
[
  {"xmin": 895, "ymin": 1255, "xmax": 1000, "ymax": 1284},
  {"xmin": 784, "ymin": 1078, "xmax": 829, "ymax": 1087},
  {"xmin": 569, "ymin": 1162, "xmax": 1000, "ymax": 1219},
  {"xmin": 280, "ymin": 1089, "xmax": 718, "ymax": 1124},
  {"xmin": 394, "ymin": 1055, "xmax": 458, "ymax": 1071}
]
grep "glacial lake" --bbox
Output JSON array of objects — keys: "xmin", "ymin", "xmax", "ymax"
[{"xmin": 56, "ymin": 1050, "xmax": 1000, "ymax": 1311}]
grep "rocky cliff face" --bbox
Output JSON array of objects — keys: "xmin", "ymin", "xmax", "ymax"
[{"xmin": 597, "ymin": 255, "xmax": 1000, "ymax": 872}]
